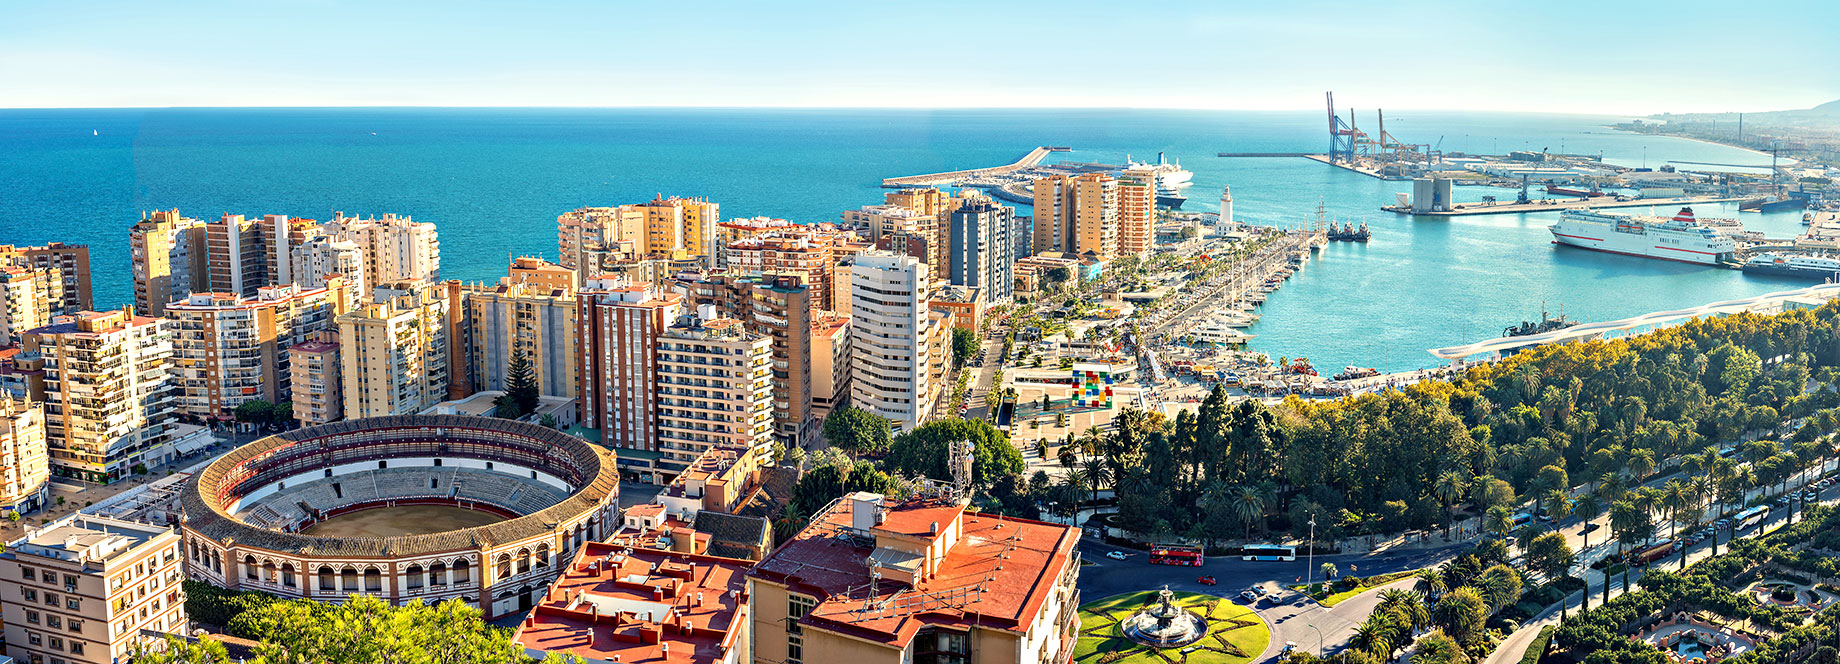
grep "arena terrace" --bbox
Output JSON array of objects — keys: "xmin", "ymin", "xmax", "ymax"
[{"xmin": 179, "ymin": 415, "xmax": 619, "ymax": 618}]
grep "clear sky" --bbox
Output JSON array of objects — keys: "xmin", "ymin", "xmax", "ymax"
[{"xmin": 1, "ymin": 0, "xmax": 1834, "ymax": 114}]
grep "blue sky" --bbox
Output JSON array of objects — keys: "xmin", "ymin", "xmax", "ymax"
[{"xmin": 1, "ymin": 0, "xmax": 1834, "ymax": 113}]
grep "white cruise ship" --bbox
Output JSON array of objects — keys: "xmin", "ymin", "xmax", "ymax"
[{"xmin": 1548, "ymin": 207, "xmax": 1735, "ymax": 266}]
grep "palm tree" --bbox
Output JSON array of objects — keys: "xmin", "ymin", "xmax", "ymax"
[
  {"xmin": 1608, "ymin": 499, "xmax": 1646, "ymax": 599},
  {"xmin": 1348, "ymin": 619, "xmax": 1394, "ymax": 658},
  {"xmin": 1077, "ymin": 425, "xmax": 1106, "ymax": 457},
  {"xmin": 1081, "ymin": 456, "xmax": 1109, "ymax": 504},
  {"xmin": 1229, "ymin": 485, "xmax": 1266, "ymax": 541},
  {"xmin": 1484, "ymin": 506, "xmax": 1513, "ymax": 540},
  {"xmin": 1661, "ymin": 480, "xmax": 1692, "ymax": 540},
  {"xmin": 1434, "ymin": 470, "xmax": 1468, "ymax": 534},
  {"xmin": 1542, "ymin": 488, "xmax": 1572, "ymax": 525},
  {"xmin": 1414, "ymin": 568, "xmax": 1448, "ymax": 600},
  {"xmin": 1626, "ymin": 449, "xmax": 1656, "ymax": 481}
]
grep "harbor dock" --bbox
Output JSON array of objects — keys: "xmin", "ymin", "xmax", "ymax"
[
  {"xmin": 1382, "ymin": 195, "xmax": 1749, "ymax": 217},
  {"xmin": 881, "ymin": 146, "xmax": 1070, "ymax": 188}
]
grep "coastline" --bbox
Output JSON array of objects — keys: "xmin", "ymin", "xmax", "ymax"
[{"xmin": 1603, "ymin": 125, "xmax": 1786, "ymax": 162}]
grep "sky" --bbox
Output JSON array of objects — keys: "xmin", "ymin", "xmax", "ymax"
[{"xmin": 1, "ymin": 0, "xmax": 1835, "ymax": 114}]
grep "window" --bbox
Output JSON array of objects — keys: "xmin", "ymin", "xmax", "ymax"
[
  {"xmin": 48, "ymin": 637, "xmax": 61, "ymax": 651},
  {"xmin": 40, "ymin": 570, "xmax": 55, "ymax": 582},
  {"xmin": 68, "ymin": 643, "xmax": 82, "ymax": 656},
  {"xmin": 18, "ymin": 564, "xmax": 32, "ymax": 579},
  {"xmin": 47, "ymin": 615, "xmax": 60, "ymax": 629},
  {"xmin": 68, "ymin": 619, "xmax": 81, "ymax": 633},
  {"xmin": 27, "ymin": 632, "xmax": 41, "ymax": 646},
  {"xmin": 23, "ymin": 588, "xmax": 36, "ymax": 602},
  {"xmin": 62, "ymin": 575, "xmax": 75, "ymax": 588},
  {"xmin": 26, "ymin": 610, "xmax": 39, "ymax": 624},
  {"xmin": 786, "ymin": 594, "xmax": 815, "ymax": 663},
  {"xmin": 65, "ymin": 597, "xmax": 77, "ymax": 611},
  {"xmin": 45, "ymin": 592, "xmax": 56, "ymax": 606}
]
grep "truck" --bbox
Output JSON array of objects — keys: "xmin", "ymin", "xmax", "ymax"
[{"xmin": 1632, "ymin": 540, "xmax": 1678, "ymax": 567}]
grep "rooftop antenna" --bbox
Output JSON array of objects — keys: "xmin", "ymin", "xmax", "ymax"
[{"xmin": 949, "ymin": 440, "xmax": 972, "ymax": 502}]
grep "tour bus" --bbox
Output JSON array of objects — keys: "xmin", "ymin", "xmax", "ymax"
[
  {"xmin": 1735, "ymin": 505, "xmax": 1768, "ymax": 531},
  {"xmin": 1510, "ymin": 512, "xmax": 1534, "ymax": 528},
  {"xmin": 1149, "ymin": 544, "xmax": 1205, "ymax": 567},
  {"xmin": 1241, "ymin": 544, "xmax": 1298, "ymax": 562}
]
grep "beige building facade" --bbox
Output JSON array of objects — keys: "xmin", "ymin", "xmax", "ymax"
[
  {"xmin": 163, "ymin": 285, "xmax": 338, "ymax": 419},
  {"xmin": 656, "ymin": 315, "xmax": 774, "ymax": 476},
  {"xmin": 0, "ymin": 397, "xmax": 51, "ymax": 514},
  {"xmin": 336, "ymin": 283, "xmax": 451, "ymax": 418},
  {"xmin": 2, "ymin": 514, "xmax": 188, "ymax": 664},
  {"xmin": 21, "ymin": 311, "xmax": 176, "ymax": 483}
]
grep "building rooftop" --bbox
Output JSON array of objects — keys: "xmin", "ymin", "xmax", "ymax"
[
  {"xmin": 4, "ymin": 514, "xmax": 171, "ymax": 567},
  {"xmin": 751, "ymin": 494, "xmax": 1080, "ymax": 648},
  {"xmin": 513, "ymin": 539, "xmax": 751, "ymax": 664},
  {"xmin": 290, "ymin": 340, "xmax": 340, "ymax": 354}
]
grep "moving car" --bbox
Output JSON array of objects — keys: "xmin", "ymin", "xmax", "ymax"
[
  {"xmin": 1105, "ymin": 551, "xmax": 1129, "ymax": 561},
  {"xmin": 1197, "ymin": 576, "xmax": 1217, "ymax": 586}
]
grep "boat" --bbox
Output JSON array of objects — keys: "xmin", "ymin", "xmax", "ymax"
[
  {"xmin": 1548, "ymin": 207, "xmax": 1736, "ymax": 265},
  {"xmin": 1333, "ymin": 366, "xmax": 1380, "ymax": 381},
  {"xmin": 1739, "ymin": 195, "xmax": 1808, "ymax": 213},
  {"xmin": 1504, "ymin": 305, "xmax": 1577, "ymax": 338},
  {"xmin": 1125, "ymin": 152, "xmax": 1192, "ymax": 208},
  {"xmin": 1545, "ymin": 184, "xmax": 1606, "ymax": 198},
  {"xmin": 1740, "ymin": 252, "xmax": 1840, "ymax": 281},
  {"xmin": 1157, "ymin": 184, "xmax": 1187, "ymax": 209},
  {"xmin": 1327, "ymin": 221, "xmax": 1370, "ymax": 242}
]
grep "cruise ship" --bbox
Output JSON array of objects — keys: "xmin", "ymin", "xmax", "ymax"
[
  {"xmin": 1125, "ymin": 152, "xmax": 1192, "ymax": 208},
  {"xmin": 1548, "ymin": 207, "xmax": 1736, "ymax": 265},
  {"xmin": 1741, "ymin": 252, "xmax": 1840, "ymax": 281}
]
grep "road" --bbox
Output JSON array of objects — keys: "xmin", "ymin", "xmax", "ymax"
[{"xmin": 1076, "ymin": 539, "xmax": 1470, "ymax": 661}]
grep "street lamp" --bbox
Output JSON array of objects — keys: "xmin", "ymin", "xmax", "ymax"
[
  {"xmin": 1306, "ymin": 623, "xmax": 1324, "ymax": 657},
  {"xmin": 1305, "ymin": 518, "xmax": 1317, "ymax": 592}
]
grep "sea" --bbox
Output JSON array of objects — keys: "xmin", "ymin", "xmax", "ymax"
[{"xmin": 0, "ymin": 108, "xmax": 1814, "ymax": 372}]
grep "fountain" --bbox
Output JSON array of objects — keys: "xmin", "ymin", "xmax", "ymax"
[{"xmin": 1120, "ymin": 586, "xmax": 1207, "ymax": 648}]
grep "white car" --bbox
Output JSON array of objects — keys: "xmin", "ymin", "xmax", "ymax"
[{"xmin": 1105, "ymin": 551, "xmax": 1129, "ymax": 560}]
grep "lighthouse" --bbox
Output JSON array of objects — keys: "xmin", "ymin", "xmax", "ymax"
[{"xmin": 1219, "ymin": 185, "xmax": 1233, "ymax": 227}]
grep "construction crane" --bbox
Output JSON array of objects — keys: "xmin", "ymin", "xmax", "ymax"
[{"xmin": 1325, "ymin": 91, "xmax": 1369, "ymax": 165}]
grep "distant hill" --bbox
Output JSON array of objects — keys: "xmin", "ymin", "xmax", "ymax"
[
  {"xmin": 1652, "ymin": 97, "xmax": 1840, "ymax": 127},
  {"xmin": 1811, "ymin": 99, "xmax": 1840, "ymax": 115}
]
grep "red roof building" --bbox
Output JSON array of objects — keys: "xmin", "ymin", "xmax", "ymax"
[
  {"xmin": 514, "ymin": 534, "xmax": 753, "ymax": 664},
  {"xmin": 749, "ymin": 492, "xmax": 1083, "ymax": 664}
]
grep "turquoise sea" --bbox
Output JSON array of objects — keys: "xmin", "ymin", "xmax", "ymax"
[{"xmin": 0, "ymin": 108, "xmax": 1812, "ymax": 371}]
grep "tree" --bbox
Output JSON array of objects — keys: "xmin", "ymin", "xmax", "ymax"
[
  {"xmin": 504, "ymin": 347, "xmax": 540, "ymax": 417},
  {"xmin": 885, "ymin": 418, "xmax": 1024, "ymax": 488},
  {"xmin": 822, "ymin": 406, "xmax": 892, "ymax": 456},
  {"xmin": 233, "ymin": 399, "xmax": 277, "ymax": 430},
  {"xmin": 1434, "ymin": 470, "xmax": 1468, "ymax": 534},
  {"xmin": 1433, "ymin": 587, "xmax": 1488, "ymax": 644},
  {"xmin": 1045, "ymin": 266, "xmax": 1073, "ymax": 288},
  {"xmin": 1484, "ymin": 506, "xmax": 1514, "ymax": 540},
  {"xmin": 951, "ymin": 327, "xmax": 978, "ymax": 368},
  {"xmin": 1525, "ymin": 531, "xmax": 1576, "ymax": 584},
  {"xmin": 492, "ymin": 393, "xmax": 522, "ymax": 419},
  {"xmin": 1410, "ymin": 629, "xmax": 1471, "ymax": 664},
  {"xmin": 230, "ymin": 595, "xmax": 530, "ymax": 664},
  {"xmin": 130, "ymin": 634, "xmax": 236, "ymax": 664},
  {"xmin": 781, "ymin": 446, "xmax": 806, "ymax": 469}
]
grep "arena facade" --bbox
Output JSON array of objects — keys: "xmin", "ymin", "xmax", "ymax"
[{"xmin": 179, "ymin": 415, "xmax": 619, "ymax": 618}]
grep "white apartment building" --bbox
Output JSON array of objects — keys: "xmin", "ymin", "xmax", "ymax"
[
  {"xmin": 655, "ymin": 311, "xmax": 773, "ymax": 477},
  {"xmin": 163, "ymin": 285, "xmax": 337, "ymax": 419},
  {"xmin": 848, "ymin": 252, "xmax": 938, "ymax": 432},
  {"xmin": 2, "ymin": 514, "xmax": 188, "ymax": 664},
  {"xmin": 21, "ymin": 311, "xmax": 176, "ymax": 483}
]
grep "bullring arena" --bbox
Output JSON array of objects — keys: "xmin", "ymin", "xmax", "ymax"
[{"xmin": 179, "ymin": 415, "xmax": 619, "ymax": 618}]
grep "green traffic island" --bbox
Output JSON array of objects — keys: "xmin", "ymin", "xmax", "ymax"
[
  {"xmin": 1287, "ymin": 570, "xmax": 1421, "ymax": 607},
  {"xmin": 1073, "ymin": 590, "xmax": 1270, "ymax": 664}
]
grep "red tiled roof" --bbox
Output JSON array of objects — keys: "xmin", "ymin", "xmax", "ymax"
[
  {"xmin": 514, "ymin": 540, "xmax": 752, "ymax": 664},
  {"xmin": 751, "ymin": 497, "xmax": 1080, "ymax": 648}
]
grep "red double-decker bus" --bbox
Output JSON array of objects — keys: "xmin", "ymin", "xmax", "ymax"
[{"xmin": 1149, "ymin": 544, "xmax": 1204, "ymax": 566}]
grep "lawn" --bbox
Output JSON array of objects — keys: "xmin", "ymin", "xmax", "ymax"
[
  {"xmin": 1289, "ymin": 570, "xmax": 1421, "ymax": 608},
  {"xmin": 1072, "ymin": 591, "xmax": 1270, "ymax": 664}
]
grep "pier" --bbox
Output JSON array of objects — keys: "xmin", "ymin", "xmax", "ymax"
[
  {"xmin": 881, "ymin": 146, "xmax": 1071, "ymax": 188},
  {"xmin": 1382, "ymin": 195, "xmax": 1749, "ymax": 217}
]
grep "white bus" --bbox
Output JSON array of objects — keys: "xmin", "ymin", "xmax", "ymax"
[
  {"xmin": 1241, "ymin": 544, "xmax": 1297, "ymax": 562},
  {"xmin": 1735, "ymin": 506, "xmax": 1768, "ymax": 531}
]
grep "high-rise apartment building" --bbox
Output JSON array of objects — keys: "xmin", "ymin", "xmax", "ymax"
[
  {"xmin": 204, "ymin": 214, "xmax": 274, "ymax": 298},
  {"xmin": 948, "ymin": 200, "xmax": 1019, "ymax": 305},
  {"xmin": 576, "ymin": 282, "xmax": 683, "ymax": 452},
  {"xmin": 129, "ymin": 209, "xmax": 210, "ymax": 316},
  {"xmin": 720, "ymin": 227, "xmax": 853, "ymax": 315},
  {"xmin": 21, "ymin": 311, "xmax": 175, "ymax": 482},
  {"xmin": 336, "ymin": 283, "xmax": 451, "ymax": 418},
  {"xmin": 317, "ymin": 212, "xmax": 441, "ymax": 287},
  {"xmin": 809, "ymin": 314, "xmax": 851, "ymax": 420},
  {"xmin": 288, "ymin": 233, "xmax": 366, "ymax": 293},
  {"xmin": 504, "ymin": 255, "xmax": 576, "ymax": 291},
  {"xmin": 0, "ymin": 243, "xmax": 91, "ymax": 313},
  {"xmin": 1031, "ymin": 173, "xmax": 1119, "ymax": 259},
  {"xmin": 288, "ymin": 332, "xmax": 342, "ymax": 427},
  {"xmin": 848, "ymin": 252, "xmax": 939, "ymax": 432},
  {"xmin": 556, "ymin": 197, "xmax": 718, "ymax": 274},
  {"xmin": 714, "ymin": 216, "xmax": 800, "ymax": 267},
  {"xmin": 0, "ymin": 397, "xmax": 51, "ymax": 514},
  {"xmin": 655, "ymin": 313, "xmax": 773, "ymax": 476},
  {"xmin": 0, "ymin": 264, "xmax": 65, "ymax": 345},
  {"xmin": 463, "ymin": 278, "xmax": 579, "ymax": 398},
  {"xmin": 1, "ymin": 514, "xmax": 189, "ymax": 664},
  {"xmin": 681, "ymin": 275, "xmax": 815, "ymax": 447},
  {"xmin": 1115, "ymin": 165, "xmax": 1157, "ymax": 259},
  {"xmin": 163, "ymin": 285, "xmax": 337, "ymax": 419}
]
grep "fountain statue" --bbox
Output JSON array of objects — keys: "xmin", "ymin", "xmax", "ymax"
[{"xmin": 1120, "ymin": 586, "xmax": 1207, "ymax": 648}]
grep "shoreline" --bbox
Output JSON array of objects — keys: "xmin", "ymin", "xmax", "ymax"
[{"xmin": 1603, "ymin": 125, "xmax": 1789, "ymax": 163}]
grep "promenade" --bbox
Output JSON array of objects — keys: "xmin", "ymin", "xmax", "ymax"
[{"xmin": 880, "ymin": 146, "xmax": 1069, "ymax": 188}]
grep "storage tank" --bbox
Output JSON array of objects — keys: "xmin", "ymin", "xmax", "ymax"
[{"xmin": 1412, "ymin": 178, "xmax": 1435, "ymax": 214}]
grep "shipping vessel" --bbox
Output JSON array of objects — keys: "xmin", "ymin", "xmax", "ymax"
[
  {"xmin": 1548, "ymin": 207, "xmax": 1736, "ymax": 265},
  {"xmin": 1126, "ymin": 152, "xmax": 1192, "ymax": 208},
  {"xmin": 1739, "ymin": 194, "xmax": 1808, "ymax": 213},
  {"xmin": 1740, "ymin": 252, "xmax": 1840, "ymax": 281}
]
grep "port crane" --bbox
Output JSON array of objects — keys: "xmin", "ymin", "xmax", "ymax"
[{"xmin": 1325, "ymin": 91, "xmax": 1369, "ymax": 165}]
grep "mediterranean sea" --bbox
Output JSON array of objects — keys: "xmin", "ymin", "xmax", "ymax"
[{"xmin": 0, "ymin": 108, "xmax": 1812, "ymax": 371}]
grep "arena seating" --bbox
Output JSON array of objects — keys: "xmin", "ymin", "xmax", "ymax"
[{"xmin": 236, "ymin": 466, "xmax": 568, "ymax": 528}]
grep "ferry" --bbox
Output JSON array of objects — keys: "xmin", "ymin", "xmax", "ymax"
[
  {"xmin": 1740, "ymin": 252, "xmax": 1840, "ymax": 281},
  {"xmin": 1548, "ymin": 207, "xmax": 1735, "ymax": 266}
]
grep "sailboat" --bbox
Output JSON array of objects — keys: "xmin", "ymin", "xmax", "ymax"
[{"xmin": 92, "ymin": 130, "xmax": 98, "ymax": 136}]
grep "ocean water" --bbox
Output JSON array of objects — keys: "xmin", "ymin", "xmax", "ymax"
[{"xmin": 0, "ymin": 108, "xmax": 1810, "ymax": 371}]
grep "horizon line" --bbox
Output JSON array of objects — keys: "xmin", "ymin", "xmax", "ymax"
[{"xmin": 0, "ymin": 103, "xmax": 1655, "ymax": 117}]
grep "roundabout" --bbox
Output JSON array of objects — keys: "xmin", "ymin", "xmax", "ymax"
[{"xmin": 1073, "ymin": 590, "xmax": 1270, "ymax": 664}]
